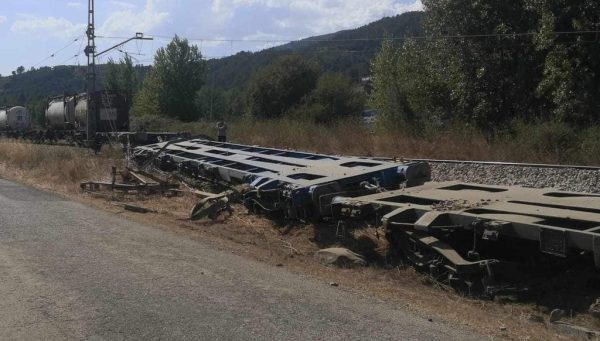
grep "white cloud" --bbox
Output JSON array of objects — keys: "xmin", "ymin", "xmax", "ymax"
[
  {"xmin": 99, "ymin": 0, "xmax": 168, "ymax": 36},
  {"xmin": 288, "ymin": 0, "xmax": 423, "ymax": 33},
  {"xmin": 209, "ymin": 0, "xmax": 423, "ymax": 34},
  {"xmin": 0, "ymin": 15, "xmax": 7, "ymax": 25},
  {"xmin": 110, "ymin": 1, "xmax": 136, "ymax": 10},
  {"xmin": 11, "ymin": 15, "xmax": 85, "ymax": 39},
  {"xmin": 66, "ymin": 2, "xmax": 82, "ymax": 8},
  {"xmin": 239, "ymin": 31, "xmax": 288, "ymax": 50}
]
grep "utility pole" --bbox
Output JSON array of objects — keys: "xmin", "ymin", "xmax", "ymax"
[
  {"xmin": 84, "ymin": 0, "xmax": 152, "ymax": 145},
  {"xmin": 85, "ymin": 0, "xmax": 96, "ymax": 144}
]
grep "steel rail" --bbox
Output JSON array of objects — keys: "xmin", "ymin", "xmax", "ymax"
[{"xmin": 403, "ymin": 158, "xmax": 600, "ymax": 171}]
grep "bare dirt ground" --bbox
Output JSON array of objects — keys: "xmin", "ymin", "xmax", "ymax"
[{"xmin": 1, "ymin": 141, "xmax": 598, "ymax": 340}]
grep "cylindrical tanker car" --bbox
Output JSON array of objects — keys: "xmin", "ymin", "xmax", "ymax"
[
  {"xmin": 46, "ymin": 95, "xmax": 77, "ymax": 130},
  {"xmin": 73, "ymin": 91, "xmax": 130, "ymax": 133},
  {"xmin": 1, "ymin": 90, "xmax": 131, "ymax": 145},
  {"xmin": 0, "ymin": 106, "xmax": 32, "ymax": 135},
  {"xmin": 44, "ymin": 90, "xmax": 130, "ymax": 141}
]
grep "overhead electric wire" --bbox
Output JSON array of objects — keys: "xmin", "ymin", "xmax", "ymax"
[
  {"xmin": 75, "ymin": 34, "xmax": 86, "ymax": 65},
  {"xmin": 96, "ymin": 29, "xmax": 600, "ymax": 45},
  {"xmin": 93, "ymin": 29, "xmax": 600, "ymax": 63},
  {"xmin": 58, "ymin": 54, "xmax": 80, "ymax": 65},
  {"xmin": 31, "ymin": 28, "xmax": 598, "ymax": 71},
  {"xmin": 32, "ymin": 36, "xmax": 84, "ymax": 68}
]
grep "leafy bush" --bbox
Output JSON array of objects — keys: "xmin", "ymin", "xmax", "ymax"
[
  {"xmin": 245, "ymin": 55, "xmax": 321, "ymax": 118},
  {"xmin": 509, "ymin": 120, "xmax": 579, "ymax": 163},
  {"xmin": 580, "ymin": 126, "xmax": 600, "ymax": 165}
]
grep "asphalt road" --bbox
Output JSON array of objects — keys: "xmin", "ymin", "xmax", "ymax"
[{"xmin": 0, "ymin": 178, "xmax": 477, "ymax": 340}]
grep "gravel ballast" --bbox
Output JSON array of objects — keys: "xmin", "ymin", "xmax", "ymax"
[{"xmin": 430, "ymin": 163, "xmax": 600, "ymax": 194}]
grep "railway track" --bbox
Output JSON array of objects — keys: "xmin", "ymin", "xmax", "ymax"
[
  {"xmin": 407, "ymin": 157, "xmax": 600, "ymax": 195},
  {"xmin": 405, "ymin": 158, "xmax": 600, "ymax": 171}
]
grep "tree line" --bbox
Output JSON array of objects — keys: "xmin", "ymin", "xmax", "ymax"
[
  {"xmin": 124, "ymin": 37, "xmax": 365, "ymax": 124},
  {"xmin": 370, "ymin": 0, "xmax": 600, "ymax": 132}
]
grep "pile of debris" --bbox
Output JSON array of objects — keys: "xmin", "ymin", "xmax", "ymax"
[{"xmin": 81, "ymin": 166, "xmax": 236, "ymax": 221}]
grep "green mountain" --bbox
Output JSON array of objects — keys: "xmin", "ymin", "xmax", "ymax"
[
  {"xmin": 206, "ymin": 11, "xmax": 424, "ymax": 89},
  {"xmin": 0, "ymin": 11, "xmax": 423, "ymax": 109}
]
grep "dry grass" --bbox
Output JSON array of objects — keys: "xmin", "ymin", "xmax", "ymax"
[
  {"xmin": 0, "ymin": 141, "xmax": 125, "ymax": 194},
  {"xmin": 231, "ymin": 119, "xmax": 600, "ymax": 165},
  {"xmin": 0, "ymin": 140, "xmax": 594, "ymax": 340},
  {"xmin": 133, "ymin": 115, "xmax": 600, "ymax": 165}
]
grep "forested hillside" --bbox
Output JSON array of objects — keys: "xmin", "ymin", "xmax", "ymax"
[
  {"xmin": 205, "ymin": 11, "xmax": 424, "ymax": 89},
  {"xmin": 0, "ymin": 12, "xmax": 423, "ymax": 103}
]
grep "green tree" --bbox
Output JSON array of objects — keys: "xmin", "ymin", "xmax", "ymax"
[
  {"xmin": 297, "ymin": 73, "xmax": 365, "ymax": 124},
  {"xmin": 245, "ymin": 55, "xmax": 321, "ymax": 118},
  {"xmin": 16, "ymin": 66, "xmax": 25, "ymax": 75},
  {"xmin": 152, "ymin": 36, "xmax": 207, "ymax": 121},
  {"xmin": 105, "ymin": 54, "xmax": 139, "ymax": 105},
  {"xmin": 369, "ymin": 38, "xmax": 453, "ymax": 130},
  {"xmin": 421, "ymin": 0, "xmax": 542, "ymax": 129},
  {"xmin": 131, "ymin": 70, "xmax": 162, "ymax": 118},
  {"xmin": 527, "ymin": 0, "xmax": 600, "ymax": 124},
  {"xmin": 106, "ymin": 58, "xmax": 121, "ymax": 91},
  {"xmin": 195, "ymin": 86, "xmax": 226, "ymax": 120}
]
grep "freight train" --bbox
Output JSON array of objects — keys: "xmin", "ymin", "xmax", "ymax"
[
  {"xmin": 1, "ymin": 91, "xmax": 194, "ymax": 148},
  {"xmin": 0, "ymin": 90, "xmax": 130, "ymax": 144}
]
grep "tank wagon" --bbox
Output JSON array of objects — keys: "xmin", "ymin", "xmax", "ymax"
[
  {"xmin": 0, "ymin": 106, "xmax": 32, "ymax": 136},
  {"xmin": 46, "ymin": 95, "xmax": 77, "ymax": 130},
  {"xmin": 46, "ymin": 90, "xmax": 130, "ymax": 134},
  {"xmin": 73, "ymin": 91, "xmax": 130, "ymax": 133},
  {"xmin": 1, "ymin": 89, "xmax": 181, "ymax": 147}
]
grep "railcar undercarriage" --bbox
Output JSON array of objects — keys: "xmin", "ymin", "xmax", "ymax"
[{"xmin": 332, "ymin": 182, "xmax": 600, "ymax": 297}]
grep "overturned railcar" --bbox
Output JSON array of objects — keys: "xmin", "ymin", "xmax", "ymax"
[
  {"xmin": 132, "ymin": 139, "xmax": 432, "ymax": 220},
  {"xmin": 331, "ymin": 181, "xmax": 600, "ymax": 297}
]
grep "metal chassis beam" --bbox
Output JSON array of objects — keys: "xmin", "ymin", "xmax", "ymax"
[{"xmin": 332, "ymin": 181, "xmax": 600, "ymax": 266}]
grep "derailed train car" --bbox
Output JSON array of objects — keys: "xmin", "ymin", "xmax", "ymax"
[
  {"xmin": 331, "ymin": 182, "xmax": 600, "ymax": 297},
  {"xmin": 0, "ymin": 106, "xmax": 32, "ymax": 136}
]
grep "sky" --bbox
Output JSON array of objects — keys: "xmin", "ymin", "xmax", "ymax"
[{"xmin": 0, "ymin": 0, "xmax": 423, "ymax": 76}]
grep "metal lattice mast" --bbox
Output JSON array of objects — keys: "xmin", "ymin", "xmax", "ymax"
[
  {"xmin": 85, "ymin": 0, "xmax": 96, "ymax": 143},
  {"xmin": 83, "ymin": 0, "xmax": 151, "ymax": 145}
]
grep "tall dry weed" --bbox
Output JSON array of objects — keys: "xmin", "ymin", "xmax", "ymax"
[{"xmin": 0, "ymin": 141, "xmax": 124, "ymax": 193}]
